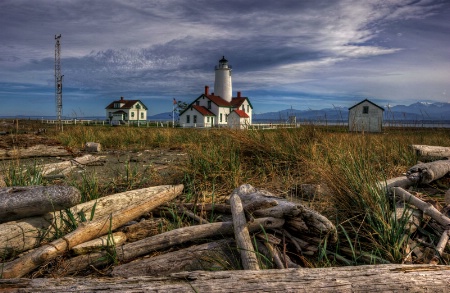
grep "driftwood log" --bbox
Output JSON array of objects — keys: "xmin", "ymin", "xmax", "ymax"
[
  {"xmin": 55, "ymin": 217, "xmax": 284, "ymax": 275},
  {"xmin": 0, "ymin": 185, "xmax": 183, "ymax": 257},
  {"xmin": 0, "ymin": 184, "xmax": 183, "ymax": 278},
  {"xmin": 232, "ymin": 184, "xmax": 337, "ymax": 242},
  {"xmin": 0, "ymin": 186, "xmax": 81, "ymax": 223},
  {"xmin": 411, "ymin": 144, "xmax": 450, "ymax": 160},
  {"xmin": 0, "ymin": 145, "xmax": 69, "ymax": 160},
  {"xmin": 376, "ymin": 175, "xmax": 415, "ymax": 192},
  {"xmin": 112, "ymin": 239, "xmax": 236, "ymax": 277},
  {"xmin": 2, "ymin": 265, "xmax": 450, "ymax": 292},
  {"xmin": 230, "ymin": 193, "xmax": 260, "ymax": 270},
  {"xmin": 392, "ymin": 187, "xmax": 450, "ymax": 229},
  {"xmin": 39, "ymin": 154, "xmax": 104, "ymax": 176},
  {"xmin": 406, "ymin": 159, "xmax": 450, "ymax": 184}
]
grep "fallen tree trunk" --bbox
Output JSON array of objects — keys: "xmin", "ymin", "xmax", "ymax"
[
  {"xmin": 2, "ymin": 265, "xmax": 450, "ymax": 292},
  {"xmin": 232, "ymin": 184, "xmax": 337, "ymax": 242},
  {"xmin": 406, "ymin": 159, "xmax": 450, "ymax": 184},
  {"xmin": 112, "ymin": 239, "xmax": 236, "ymax": 277},
  {"xmin": 0, "ymin": 185, "xmax": 184, "ymax": 257},
  {"xmin": 0, "ymin": 186, "xmax": 81, "ymax": 223},
  {"xmin": 376, "ymin": 176, "xmax": 415, "ymax": 192},
  {"xmin": 0, "ymin": 184, "xmax": 183, "ymax": 278},
  {"xmin": 56, "ymin": 217, "xmax": 284, "ymax": 275},
  {"xmin": 39, "ymin": 154, "xmax": 104, "ymax": 176},
  {"xmin": 0, "ymin": 145, "xmax": 69, "ymax": 160},
  {"xmin": 230, "ymin": 193, "xmax": 260, "ymax": 270},
  {"xmin": 392, "ymin": 187, "xmax": 450, "ymax": 229},
  {"xmin": 410, "ymin": 145, "xmax": 450, "ymax": 159}
]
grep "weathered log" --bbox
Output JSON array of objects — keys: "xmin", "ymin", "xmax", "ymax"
[
  {"xmin": 121, "ymin": 218, "xmax": 165, "ymax": 242},
  {"xmin": 0, "ymin": 184, "xmax": 183, "ymax": 278},
  {"xmin": 376, "ymin": 176, "xmax": 414, "ymax": 192},
  {"xmin": 177, "ymin": 204, "xmax": 209, "ymax": 224},
  {"xmin": 410, "ymin": 145, "xmax": 450, "ymax": 159},
  {"xmin": 71, "ymin": 232, "xmax": 127, "ymax": 255},
  {"xmin": 39, "ymin": 154, "xmax": 104, "ymax": 175},
  {"xmin": 0, "ymin": 186, "xmax": 81, "ymax": 223},
  {"xmin": 230, "ymin": 193, "xmax": 260, "ymax": 270},
  {"xmin": 57, "ymin": 217, "xmax": 284, "ymax": 275},
  {"xmin": 233, "ymin": 184, "xmax": 337, "ymax": 242},
  {"xmin": 2, "ymin": 265, "xmax": 450, "ymax": 292},
  {"xmin": 0, "ymin": 145, "xmax": 69, "ymax": 160},
  {"xmin": 406, "ymin": 159, "xmax": 450, "ymax": 184},
  {"xmin": 85, "ymin": 142, "xmax": 101, "ymax": 153},
  {"xmin": 392, "ymin": 187, "xmax": 450, "ymax": 229},
  {"xmin": 0, "ymin": 218, "xmax": 53, "ymax": 259},
  {"xmin": 0, "ymin": 185, "xmax": 184, "ymax": 257},
  {"xmin": 430, "ymin": 230, "xmax": 450, "ymax": 265},
  {"xmin": 112, "ymin": 239, "xmax": 236, "ymax": 277}
]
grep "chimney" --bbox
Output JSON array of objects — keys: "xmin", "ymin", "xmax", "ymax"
[
  {"xmin": 120, "ymin": 96, "xmax": 124, "ymax": 101},
  {"xmin": 237, "ymin": 91, "xmax": 241, "ymax": 98},
  {"xmin": 205, "ymin": 86, "xmax": 209, "ymax": 95}
]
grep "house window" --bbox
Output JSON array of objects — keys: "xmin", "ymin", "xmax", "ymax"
[
  {"xmin": 186, "ymin": 115, "xmax": 190, "ymax": 123},
  {"xmin": 220, "ymin": 113, "xmax": 223, "ymax": 122},
  {"xmin": 193, "ymin": 115, "xmax": 197, "ymax": 123},
  {"xmin": 131, "ymin": 112, "xmax": 135, "ymax": 118},
  {"xmin": 114, "ymin": 103, "xmax": 120, "ymax": 109},
  {"xmin": 141, "ymin": 112, "xmax": 144, "ymax": 119},
  {"xmin": 247, "ymin": 105, "xmax": 250, "ymax": 112},
  {"xmin": 207, "ymin": 117, "xmax": 210, "ymax": 122},
  {"xmin": 242, "ymin": 105, "xmax": 245, "ymax": 112},
  {"xmin": 225, "ymin": 114, "xmax": 228, "ymax": 122},
  {"xmin": 207, "ymin": 101, "xmax": 211, "ymax": 109},
  {"xmin": 363, "ymin": 106, "xmax": 369, "ymax": 114},
  {"xmin": 196, "ymin": 101, "xmax": 200, "ymax": 106}
]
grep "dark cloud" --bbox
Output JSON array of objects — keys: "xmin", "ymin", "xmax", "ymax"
[{"xmin": 0, "ymin": 0, "xmax": 449, "ymax": 116}]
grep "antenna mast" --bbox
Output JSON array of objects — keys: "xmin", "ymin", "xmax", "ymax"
[{"xmin": 55, "ymin": 34, "xmax": 63, "ymax": 130}]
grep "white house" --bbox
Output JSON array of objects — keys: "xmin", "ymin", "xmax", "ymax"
[
  {"xmin": 228, "ymin": 109, "xmax": 250, "ymax": 129},
  {"xmin": 179, "ymin": 56, "xmax": 253, "ymax": 128},
  {"xmin": 348, "ymin": 99, "xmax": 384, "ymax": 132},
  {"xmin": 105, "ymin": 97, "xmax": 148, "ymax": 123}
]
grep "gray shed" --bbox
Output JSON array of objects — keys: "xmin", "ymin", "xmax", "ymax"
[{"xmin": 348, "ymin": 99, "xmax": 384, "ymax": 132}]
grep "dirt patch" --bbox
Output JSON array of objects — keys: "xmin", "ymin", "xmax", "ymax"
[{"xmin": 0, "ymin": 131, "xmax": 188, "ymax": 191}]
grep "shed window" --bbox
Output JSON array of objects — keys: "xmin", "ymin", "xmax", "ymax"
[
  {"xmin": 186, "ymin": 115, "xmax": 190, "ymax": 123},
  {"xmin": 220, "ymin": 113, "xmax": 223, "ymax": 122},
  {"xmin": 363, "ymin": 106, "xmax": 369, "ymax": 114},
  {"xmin": 131, "ymin": 112, "xmax": 135, "ymax": 118},
  {"xmin": 193, "ymin": 115, "xmax": 197, "ymax": 123},
  {"xmin": 140, "ymin": 112, "xmax": 144, "ymax": 119},
  {"xmin": 207, "ymin": 117, "xmax": 210, "ymax": 122}
]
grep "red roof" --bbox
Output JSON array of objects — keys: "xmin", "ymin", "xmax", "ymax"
[
  {"xmin": 192, "ymin": 105, "xmax": 215, "ymax": 116},
  {"xmin": 233, "ymin": 110, "xmax": 249, "ymax": 118},
  {"xmin": 230, "ymin": 97, "xmax": 246, "ymax": 108},
  {"xmin": 206, "ymin": 95, "xmax": 232, "ymax": 107}
]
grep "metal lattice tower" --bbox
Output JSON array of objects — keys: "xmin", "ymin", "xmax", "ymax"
[{"xmin": 55, "ymin": 34, "xmax": 63, "ymax": 128}]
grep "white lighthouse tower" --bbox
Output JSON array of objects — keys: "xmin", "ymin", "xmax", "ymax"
[{"xmin": 214, "ymin": 56, "xmax": 232, "ymax": 102}]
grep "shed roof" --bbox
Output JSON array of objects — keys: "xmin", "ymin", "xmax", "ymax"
[{"xmin": 348, "ymin": 99, "xmax": 384, "ymax": 111}]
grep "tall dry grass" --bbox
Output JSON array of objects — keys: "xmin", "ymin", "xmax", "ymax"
[{"xmin": 50, "ymin": 124, "xmax": 450, "ymax": 265}]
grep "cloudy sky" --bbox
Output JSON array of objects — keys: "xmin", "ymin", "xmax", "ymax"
[{"xmin": 1, "ymin": 0, "xmax": 449, "ymax": 117}]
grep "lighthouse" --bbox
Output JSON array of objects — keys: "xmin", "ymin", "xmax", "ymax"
[{"xmin": 214, "ymin": 56, "xmax": 232, "ymax": 102}]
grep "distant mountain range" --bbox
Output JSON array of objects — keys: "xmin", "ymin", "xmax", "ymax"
[{"xmin": 148, "ymin": 101, "xmax": 450, "ymax": 122}]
